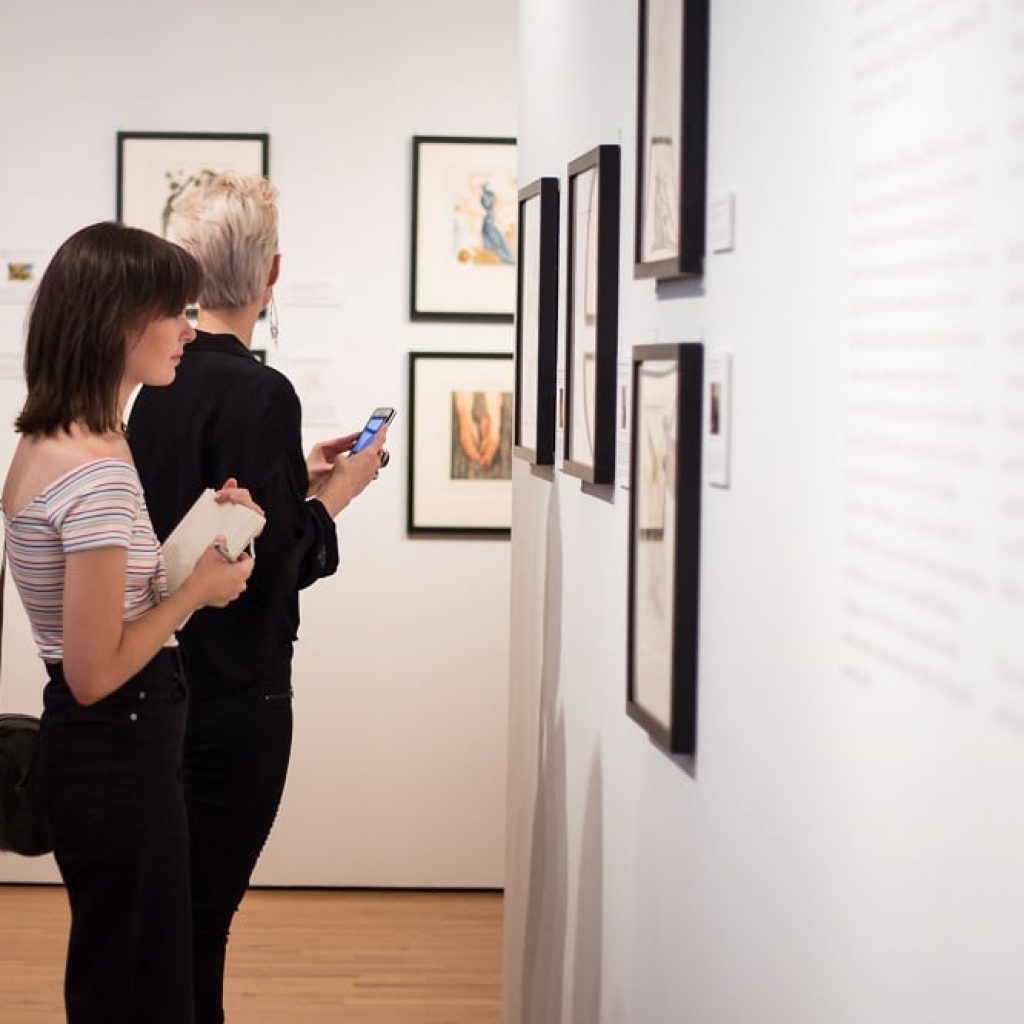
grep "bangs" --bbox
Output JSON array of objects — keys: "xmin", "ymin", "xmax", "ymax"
[{"xmin": 130, "ymin": 234, "xmax": 203, "ymax": 319}]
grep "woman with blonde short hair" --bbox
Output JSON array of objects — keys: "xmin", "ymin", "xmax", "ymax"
[{"xmin": 128, "ymin": 172, "xmax": 384, "ymax": 1023}]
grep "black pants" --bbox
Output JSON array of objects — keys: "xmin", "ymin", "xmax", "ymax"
[
  {"xmin": 185, "ymin": 678, "xmax": 293, "ymax": 1024},
  {"xmin": 35, "ymin": 648, "xmax": 193, "ymax": 1024}
]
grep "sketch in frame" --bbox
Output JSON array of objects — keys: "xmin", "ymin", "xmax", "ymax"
[
  {"xmin": 408, "ymin": 351, "xmax": 514, "ymax": 535},
  {"xmin": 514, "ymin": 177, "xmax": 560, "ymax": 465},
  {"xmin": 634, "ymin": 0, "xmax": 710, "ymax": 279},
  {"xmin": 627, "ymin": 342, "xmax": 704, "ymax": 755},
  {"xmin": 410, "ymin": 136, "xmax": 518, "ymax": 322},
  {"xmin": 636, "ymin": 360, "xmax": 677, "ymax": 538},
  {"xmin": 563, "ymin": 145, "xmax": 620, "ymax": 485},
  {"xmin": 116, "ymin": 132, "xmax": 270, "ymax": 238}
]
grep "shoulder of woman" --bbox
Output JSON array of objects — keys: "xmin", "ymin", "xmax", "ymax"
[
  {"xmin": 252, "ymin": 363, "xmax": 301, "ymax": 410},
  {"xmin": 22, "ymin": 431, "xmax": 125, "ymax": 477}
]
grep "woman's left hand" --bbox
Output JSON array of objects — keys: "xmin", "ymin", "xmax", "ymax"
[{"xmin": 215, "ymin": 477, "xmax": 265, "ymax": 533}]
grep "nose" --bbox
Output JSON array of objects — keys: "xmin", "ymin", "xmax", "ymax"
[{"xmin": 183, "ymin": 319, "xmax": 197, "ymax": 344}]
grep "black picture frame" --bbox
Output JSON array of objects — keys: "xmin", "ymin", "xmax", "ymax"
[
  {"xmin": 513, "ymin": 177, "xmax": 560, "ymax": 466},
  {"xmin": 409, "ymin": 135, "xmax": 518, "ymax": 322},
  {"xmin": 626, "ymin": 342, "xmax": 703, "ymax": 754},
  {"xmin": 563, "ymin": 145, "xmax": 620, "ymax": 484},
  {"xmin": 407, "ymin": 351, "xmax": 514, "ymax": 536},
  {"xmin": 634, "ymin": 0, "xmax": 710, "ymax": 280},
  {"xmin": 116, "ymin": 131, "xmax": 270, "ymax": 236}
]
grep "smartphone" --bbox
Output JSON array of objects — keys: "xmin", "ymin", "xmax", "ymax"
[{"xmin": 348, "ymin": 407, "xmax": 396, "ymax": 455}]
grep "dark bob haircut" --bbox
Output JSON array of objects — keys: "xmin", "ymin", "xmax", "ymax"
[{"xmin": 15, "ymin": 221, "xmax": 202, "ymax": 436}]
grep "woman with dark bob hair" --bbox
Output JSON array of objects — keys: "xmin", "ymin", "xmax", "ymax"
[{"xmin": 1, "ymin": 222, "xmax": 256, "ymax": 1023}]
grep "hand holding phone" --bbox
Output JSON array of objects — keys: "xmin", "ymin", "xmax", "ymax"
[{"xmin": 348, "ymin": 407, "xmax": 396, "ymax": 457}]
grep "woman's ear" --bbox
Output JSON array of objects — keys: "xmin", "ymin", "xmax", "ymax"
[{"xmin": 268, "ymin": 253, "xmax": 281, "ymax": 288}]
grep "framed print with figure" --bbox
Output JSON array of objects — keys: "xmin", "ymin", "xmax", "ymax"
[
  {"xmin": 410, "ymin": 136, "xmax": 518, "ymax": 322},
  {"xmin": 634, "ymin": 0, "xmax": 709, "ymax": 279},
  {"xmin": 627, "ymin": 342, "xmax": 703, "ymax": 755},
  {"xmin": 408, "ymin": 351, "xmax": 514, "ymax": 536},
  {"xmin": 514, "ymin": 177, "xmax": 560, "ymax": 466},
  {"xmin": 563, "ymin": 145, "xmax": 620, "ymax": 485},
  {"xmin": 116, "ymin": 132, "xmax": 270, "ymax": 237}
]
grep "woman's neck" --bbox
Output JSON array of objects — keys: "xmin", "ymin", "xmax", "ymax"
[{"xmin": 196, "ymin": 305, "xmax": 262, "ymax": 347}]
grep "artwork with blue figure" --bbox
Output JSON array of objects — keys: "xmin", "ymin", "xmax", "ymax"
[
  {"xmin": 451, "ymin": 170, "xmax": 517, "ymax": 269},
  {"xmin": 480, "ymin": 182, "xmax": 515, "ymax": 265}
]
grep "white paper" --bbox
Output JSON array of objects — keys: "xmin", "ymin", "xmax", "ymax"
[
  {"xmin": 555, "ymin": 372, "xmax": 566, "ymax": 468},
  {"xmin": 282, "ymin": 280, "xmax": 343, "ymax": 307},
  {"xmin": 705, "ymin": 351, "xmax": 732, "ymax": 487},
  {"xmin": 278, "ymin": 356, "xmax": 338, "ymax": 427},
  {"xmin": 617, "ymin": 357, "xmax": 633, "ymax": 490},
  {"xmin": 708, "ymin": 193, "xmax": 736, "ymax": 254}
]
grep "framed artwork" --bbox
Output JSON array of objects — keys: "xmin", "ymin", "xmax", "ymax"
[
  {"xmin": 408, "ymin": 351, "xmax": 514, "ymax": 536},
  {"xmin": 514, "ymin": 177, "xmax": 560, "ymax": 466},
  {"xmin": 116, "ymin": 132, "xmax": 270, "ymax": 237},
  {"xmin": 627, "ymin": 342, "xmax": 704, "ymax": 754},
  {"xmin": 410, "ymin": 136, "xmax": 518, "ymax": 322},
  {"xmin": 0, "ymin": 249, "xmax": 47, "ymax": 304},
  {"xmin": 564, "ymin": 145, "xmax": 620, "ymax": 484},
  {"xmin": 634, "ymin": 0, "xmax": 710, "ymax": 279}
]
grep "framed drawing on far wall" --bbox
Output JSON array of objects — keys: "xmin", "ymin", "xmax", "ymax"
[
  {"xmin": 0, "ymin": 249, "xmax": 48, "ymax": 305},
  {"xmin": 408, "ymin": 351, "xmax": 514, "ymax": 536},
  {"xmin": 410, "ymin": 136, "xmax": 518, "ymax": 322},
  {"xmin": 514, "ymin": 177, "xmax": 560, "ymax": 466},
  {"xmin": 116, "ymin": 131, "xmax": 270, "ymax": 238},
  {"xmin": 564, "ymin": 145, "xmax": 620, "ymax": 485},
  {"xmin": 627, "ymin": 342, "xmax": 703, "ymax": 755},
  {"xmin": 634, "ymin": 0, "xmax": 710, "ymax": 280}
]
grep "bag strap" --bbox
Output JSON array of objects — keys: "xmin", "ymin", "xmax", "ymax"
[{"xmin": 0, "ymin": 546, "xmax": 6, "ymax": 691}]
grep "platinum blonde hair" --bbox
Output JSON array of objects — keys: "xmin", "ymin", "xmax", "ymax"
[{"xmin": 168, "ymin": 171, "xmax": 279, "ymax": 310}]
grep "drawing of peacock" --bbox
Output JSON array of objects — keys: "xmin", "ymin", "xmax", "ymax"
[{"xmin": 161, "ymin": 168, "xmax": 217, "ymax": 236}]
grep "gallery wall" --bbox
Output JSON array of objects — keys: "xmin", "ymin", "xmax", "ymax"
[
  {"xmin": 506, "ymin": 0, "xmax": 1024, "ymax": 1021},
  {"xmin": 0, "ymin": 0, "xmax": 517, "ymax": 886}
]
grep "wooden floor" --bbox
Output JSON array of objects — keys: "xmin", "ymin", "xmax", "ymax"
[{"xmin": 0, "ymin": 885, "xmax": 503, "ymax": 1023}]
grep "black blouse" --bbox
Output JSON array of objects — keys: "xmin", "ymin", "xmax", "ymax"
[{"xmin": 128, "ymin": 331, "xmax": 339, "ymax": 698}]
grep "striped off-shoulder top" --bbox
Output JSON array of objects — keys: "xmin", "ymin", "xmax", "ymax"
[{"xmin": 2, "ymin": 458, "xmax": 168, "ymax": 662}]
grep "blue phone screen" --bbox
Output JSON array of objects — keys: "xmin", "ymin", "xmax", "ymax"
[{"xmin": 351, "ymin": 417, "xmax": 385, "ymax": 454}]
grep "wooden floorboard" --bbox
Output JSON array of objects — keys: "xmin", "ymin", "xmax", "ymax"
[{"xmin": 0, "ymin": 885, "xmax": 503, "ymax": 1023}]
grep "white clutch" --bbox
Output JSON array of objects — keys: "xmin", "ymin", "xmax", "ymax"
[{"xmin": 161, "ymin": 488, "xmax": 265, "ymax": 594}]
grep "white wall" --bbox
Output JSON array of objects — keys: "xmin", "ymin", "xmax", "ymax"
[
  {"xmin": 506, "ymin": 0, "xmax": 1024, "ymax": 1022},
  {"xmin": 0, "ymin": 0, "xmax": 517, "ymax": 887}
]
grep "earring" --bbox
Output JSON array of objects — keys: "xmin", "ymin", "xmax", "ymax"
[{"xmin": 268, "ymin": 295, "xmax": 279, "ymax": 346}]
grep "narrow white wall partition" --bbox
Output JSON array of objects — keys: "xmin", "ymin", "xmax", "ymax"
[{"xmin": 506, "ymin": 0, "xmax": 1024, "ymax": 1021}]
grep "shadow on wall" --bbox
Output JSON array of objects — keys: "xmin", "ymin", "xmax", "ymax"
[
  {"xmin": 654, "ymin": 276, "xmax": 705, "ymax": 302},
  {"xmin": 521, "ymin": 484, "xmax": 569, "ymax": 1021},
  {"xmin": 570, "ymin": 751, "xmax": 604, "ymax": 1024}
]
